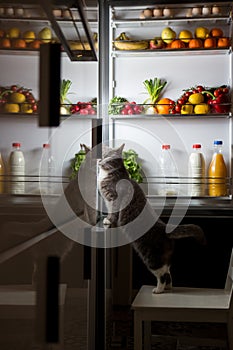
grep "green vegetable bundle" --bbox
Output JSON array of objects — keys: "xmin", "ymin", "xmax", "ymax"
[
  {"xmin": 70, "ymin": 146, "xmax": 143, "ymax": 184},
  {"xmin": 123, "ymin": 149, "xmax": 143, "ymax": 183},
  {"xmin": 70, "ymin": 146, "xmax": 86, "ymax": 179},
  {"xmin": 108, "ymin": 96, "xmax": 129, "ymax": 115}
]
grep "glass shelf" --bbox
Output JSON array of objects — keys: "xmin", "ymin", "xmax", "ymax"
[
  {"xmin": 111, "ymin": 47, "xmax": 231, "ymax": 57},
  {"xmin": 110, "ymin": 113, "xmax": 232, "ymax": 119},
  {"xmin": 112, "ymin": 16, "xmax": 231, "ymax": 28}
]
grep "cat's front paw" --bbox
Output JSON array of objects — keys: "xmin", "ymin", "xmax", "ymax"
[
  {"xmin": 103, "ymin": 217, "xmax": 111, "ymax": 225},
  {"xmin": 152, "ymin": 286, "xmax": 165, "ymax": 294}
]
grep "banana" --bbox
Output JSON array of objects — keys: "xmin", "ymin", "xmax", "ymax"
[
  {"xmin": 68, "ymin": 40, "xmax": 98, "ymax": 51},
  {"xmin": 114, "ymin": 41, "xmax": 148, "ymax": 50},
  {"xmin": 113, "ymin": 32, "xmax": 149, "ymax": 50}
]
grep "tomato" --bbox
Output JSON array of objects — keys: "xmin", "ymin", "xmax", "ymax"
[
  {"xmin": 10, "ymin": 85, "xmax": 18, "ymax": 92},
  {"xmin": 185, "ymin": 91, "xmax": 192, "ymax": 98},
  {"xmin": 175, "ymin": 104, "xmax": 181, "ymax": 113},
  {"xmin": 196, "ymin": 85, "xmax": 204, "ymax": 92},
  {"xmin": 222, "ymin": 87, "xmax": 229, "ymax": 94}
]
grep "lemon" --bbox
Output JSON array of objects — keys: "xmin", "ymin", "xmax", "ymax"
[
  {"xmin": 181, "ymin": 103, "xmax": 193, "ymax": 114},
  {"xmin": 10, "ymin": 92, "xmax": 26, "ymax": 104},
  {"xmin": 195, "ymin": 27, "xmax": 209, "ymax": 40},
  {"xmin": 8, "ymin": 27, "xmax": 20, "ymax": 39},
  {"xmin": 194, "ymin": 103, "xmax": 210, "ymax": 114},
  {"xmin": 38, "ymin": 27, "xmax": 52, "ymax": 43},
  {"xmin": 23, "ymin": 30, "xmax": 36, "ymax": 43},
  {"xmin": 20, "ymin": 103, "xmax": 33, "ymax": 113},
  {"xmin": 178, "ymin": 30, "xmax": 193, "ymax": 43},
  {"xmin": 188, "ymin": 93, "xmax": 204, "ymax": 104},
  {"xmin": 4, "ymin": 103, "xmax": 20, "ymax": 113}
]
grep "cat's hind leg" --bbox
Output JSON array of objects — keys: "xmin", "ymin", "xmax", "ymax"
[
  {"xmin": 152, "ymin": 265, "xmax": 170, "ymax": 294},
  {"xmin": 164, "ymin": 271, "xmax": 172, "ymax": 290}
]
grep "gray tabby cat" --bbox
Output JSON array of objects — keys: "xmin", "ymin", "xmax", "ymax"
[{"xmin": 98, "ymin": 144, "xmax": 206, "ymax": 294}]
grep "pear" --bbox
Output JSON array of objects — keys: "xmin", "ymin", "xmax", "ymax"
[
  {"xmin": 38, "ymin": 27, "xmax": 52, "ymax": 43},
  {"xmin": 161, "ymin": 27, "xmax": 176, "ymax": 44}
]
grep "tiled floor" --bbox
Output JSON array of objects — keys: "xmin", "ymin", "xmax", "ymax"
[
  {"xmin": 0, "ymin": 288, "xmax": 228, "ymax": 350},
  {"xmin": 108, "ymin": 306, "xmax": 228, "ymax": 350}
]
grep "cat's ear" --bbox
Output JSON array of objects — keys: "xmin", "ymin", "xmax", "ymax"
[
  {"xmin": 81, "ymin": 144, "xmax": 91, "ymax": 154},
  {"xmin": 116, "ymin": 143, "xmax": 125, "ymax": 155}
]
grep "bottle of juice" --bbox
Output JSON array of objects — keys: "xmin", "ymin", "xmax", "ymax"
[
  {"xmin": 0, "ymin": 152, "xmax": 5, "ymax": 193},
  {"xmin": 208, "ymin": 140, "xmax": 227, "ymax": 197}
]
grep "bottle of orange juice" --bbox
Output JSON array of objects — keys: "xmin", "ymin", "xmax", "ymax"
[
  {"xmin": 0, "ymin": 152, "xmax": 5, "ymax": 194},
  {"xmin": 208, "ymin": 140, "xmax": 227, "ymax": 197}
]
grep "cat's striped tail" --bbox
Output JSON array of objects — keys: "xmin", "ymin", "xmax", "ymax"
[{"xmin": 167, "ymin": 224, "xmax": 206, "ymax": 245}]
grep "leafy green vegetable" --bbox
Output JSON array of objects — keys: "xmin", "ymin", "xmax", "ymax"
[
  {"xmin": 70, "ymin": 146, "xmax": 143, "ymax": 183},
  {"xmin": 143, "ymin": 77, "xmax": 167, "ymax": 104},
  {"xmin": 70, "ymin": 146, "xmax": 86, "ymax": 179},
  {"xmin": 60, "ymin": 79, "xmax": 73, "ymax": 105},
  {"xmin": 108, "ymin": 96, "xmax": 129, "ymax": 115},
  {"xmin": 123, "ymin": 149, "xmax": 143, "ymax": 183}
]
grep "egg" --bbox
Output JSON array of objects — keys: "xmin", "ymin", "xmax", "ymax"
[
  {"xmin": 153, "ymin": 8, "xmax": 163, "ymax": 17},
  {"xmin": 139, "ymin": 11, "xmax": 145, "ymax": 19},
  {"xmin": 202, "ymin": 6, "xmax": 211, "ymax": 16},
  {"xmin": 186, "ymin": 8, "xmax": 192, "ymax": 17},
  {"xmin": 5, "ymin": 7, "xmax": 14, "ymax": 16},
  {"xmin": 52, "ymin": 9, "xmax": 62, "ymax": 17},
  {"xmin": 62, "ymin": 9, "xmax": 72, "ymax": 19},
  {"xmin": 192, "ymin": 7, "xmax": 202, "ymax": 16},
  {"xmin": 163, "ymin": 8, "xmax": 173, "ymax": 17},
  {"xmin": 212, "ymin": 5, "xmax": 221, "ymax": 15},
  {"xmin": 15, "ymin": 8, "xmax": 24, "ymax": 17},
  {"xmin": 143, "ymin": 8, "xmax": 153, "ymax": 18}
]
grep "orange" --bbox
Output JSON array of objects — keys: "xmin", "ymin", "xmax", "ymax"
[
  {"xmin": 217, "ymin": 37, "xmax": 230, "ymax": 48},
  {"xmin": 204, "ymin": 37, "xmax": 217, "ymax": 48},
  {"xmin": 170, "ymin": 39, "xmax": 186, "ymax": 49},
  {"xmin": 0, "ymin": 29, "xmax": 5, "ymax": 38},
  {"xmin": 156, "ymin": 98, "xmax": 174, "ymax": 114},
  {"xmin": 0, "ymin": 38, "xmax": 11, "ymax": 48},
  {"xmin": 12, "ymin": 39, "xmax": 26, "ymax": 48},
  {"xmin": 210, "ymin": 28, "xmax": 223, "ymax": 38},
  {"xmin": 28, "ymin": 39, "xmax": 42, "ymax": 49},
  {"xmin": 188, "ymin": 38, "xmax": 203, "ymax": 49}
]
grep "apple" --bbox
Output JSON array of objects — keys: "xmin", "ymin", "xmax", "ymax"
[
  {"xmin": 161, "ymin": 27, "xmax": 176, "ymax": 44},
  {"xmin": 149, "ymin": 37, "xmax": 164, "ymax": 49}
]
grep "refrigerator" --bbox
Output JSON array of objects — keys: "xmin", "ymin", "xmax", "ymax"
[{"xmin": 0, "ymin": 0, "xmax": 233, "ymax": 349}]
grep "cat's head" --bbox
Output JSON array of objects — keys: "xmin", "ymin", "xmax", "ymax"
[{"xmin": 99, "ymin": 144, "xmax": 125, "ymax": 171}]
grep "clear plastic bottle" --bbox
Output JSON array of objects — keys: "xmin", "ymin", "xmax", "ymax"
[
  {"xmin": 208, "ymin": 140, "xmax": 227, "ymax": 197},
  {"xmin": 9, "ymin": 142, "xmax": 25, "ymax": 194},
  {"xmin": 158, "ymin": 144, "xmax": 178, "ymax": 196},
  {"xmin": 188, "ymin": 144, "xmax": 205, "ymax": 197},
  {"xmin": 0, "ymin": 152, "xmax": 5, "ymax": 194},
  {"xmin": 39, "ymin": 143, "xmax": 56, "ymax": 195}
]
